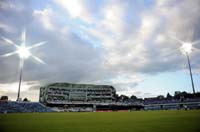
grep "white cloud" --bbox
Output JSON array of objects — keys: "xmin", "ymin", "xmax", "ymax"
[
  {"xmin": 0, "ymin": 81, "xmax": 40, "ymax": 93},
  {"xmin": 156, "ymin": 0, "xmax": 175, "ymax": 7},
  {"xmin": 55, "ymin": 0, "xmax": 82, "ymax": 18},
  {"xmin": 0, "ymin": 81, "xmax": 40, "ymax": 101},
  {"xmin": 33, "ymin": 8, "xmax": 55, "ymax": 30},
  {"xmin": 117, "ymin": 90, "xmax": 139, "ymax": 97},
  {"xmin": 0, "ymin": 22, "xmax": 14, "ymax": 33},
  {"xmin": 139, "ymin": 14, "xmax": 159, "ymax": 39},
  {"xmin": 111, "ymin": 74, "xmax": 143, "ymax": 85},
  {"xmin": 155, "ymin": 34, "xmax": 166, "ymax": 44},
  {"xmin": 0, "ymin": 0, "xmax": 24, "ymax": 11},
  {"xmin": 101, "ymin": 3, "xmax": 125, "ymax": 36},
  {"xmin": 1, "ymin": 0, "xmax": 200, "ymax": 100},
  {"xmin": 54, "ymin": 0, "xmax": 93, "ymax": 23}
]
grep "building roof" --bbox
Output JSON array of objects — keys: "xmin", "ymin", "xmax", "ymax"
[{"xmin": 45, "ymin": 82, "xmax": 115, "ymax": 90}]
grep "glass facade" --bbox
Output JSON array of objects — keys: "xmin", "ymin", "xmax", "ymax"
[{"xmin": 40, "ymin": 83, "xmax": 116, "ymax": 104}]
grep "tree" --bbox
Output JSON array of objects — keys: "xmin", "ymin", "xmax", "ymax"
[
  {"xmin": 157, "ymin": 95, "xmax": 164, "ymax": 100},
  {"xmin": 114, "ymin": 94, "xmax": 120, "ymax": 101},
  {"xmin": 195, "ymin": 92, "xmax": 200, "ymax": 98},
  {"xmin": 166, "ymin": 93, "xmax": 172, "ymax": 99},
  {"xmin": 174, "ymin": 91, "xmax": 182, "ymax": 99},
  {"xmin": 173, "ymin": 91, "xmax": 194, "ymax": 99},
  {"xmin": 23, "ymin": 98, "xmax": 29, "ymax": 102},
  {"xmin": 119, "ymin": 95, "xmax": 129, "ymax": 102},
  {"xmin": 0, "ymin": 96, "xmax": 8, "ymax": 101},
  {"xmin": 130, "ymin": 95, "xmax": 137, "ymax": 100},
  {"xmin": 174, "ymin": 91, "xmax": 181, "ymax": 96}
]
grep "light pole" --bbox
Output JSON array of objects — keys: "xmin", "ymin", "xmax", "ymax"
[
  {"xmin": 170, "ymin": 34, "xmax": 200, "ymax": 95},
  {"xmin": 17, "ymin": 59, "xmax": 24, "ymax": 101},
  {"xmin": 185, "ymin": 52, "xmax": 195, "ymax": 94},
  {"xmin": 180, "ymin": 42, "xmax": 196, "ymax": 95},
  {"xmin": 1, "ymin": 29, "xmax": 46, "ymax": 101}
]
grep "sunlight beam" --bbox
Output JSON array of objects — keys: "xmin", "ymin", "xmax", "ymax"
[
  {"xmin": 21, "ymin": 29, "xmax": 26, "ymax": 46},
  {"xmin": 161, "ymin": 48, "xmax": 180, "ymax": 58},
  {"xmin": 1, "ymin": 36, "xmax": 19, "ymax": 48},
  {"xmin": 193, "ymin": 47, "xmax": 200, "ymax": 53},
  {"xmin": 1, "ymin": 51, "xmax": 18, "ymax": 57},
  {"xmin": 28, "ymin": 41, "xmax": 47, "ymax": 50},
  {"xmin": 169, "ymin": 35, "xmax": 185, "ymax": 45},
  {"xmin": 192, "ymin": 39, "xmax": 200, "ymax": 45},
  {"xmin": 30, "ymin": 55, "xmax": 45, "ymax": 64}
]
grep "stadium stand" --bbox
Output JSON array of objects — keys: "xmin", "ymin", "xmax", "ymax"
[
  {"xmin": 144, "ymin": 98, "xmax": 200, "ymax": 110},
  {"xmin": 1, "ymin": 83, "xmax": 200, "ymax": 113},
  {"xmin": 0, "ymin": 101, "xmax": 53, "ymax": 113},
  {"xmin": 40, "ymin": 82, "xmax": 116, "ymax": 104},
  {"xmin": 39, "ymin": 82, "xmax": 144, "ymax": 111}
]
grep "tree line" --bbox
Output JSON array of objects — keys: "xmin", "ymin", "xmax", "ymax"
[{"xmin": 114, "ymin": 91, "xmax": 200, "ymax": 102}]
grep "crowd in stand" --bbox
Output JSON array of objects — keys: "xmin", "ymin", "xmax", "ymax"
[
  {"xmin": 1, "ymin": 91, "xmax": 200, "ymax": 113},
  {"xmin": 0, "ymin": 96, "xmax": 52, "ymax": 113}
]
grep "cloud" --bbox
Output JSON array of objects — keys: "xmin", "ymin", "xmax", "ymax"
[
  {"xmin": 33, "ymin": 8, "xmax": 55, "ymax": 31},
  {"xmin": 54, "ymin": 0, "xmax": 96, "ymax": 23},
  {"xmin": 101, "ymin": 2, "xmax": 126, "ymax": 36},
  {"xmin": 0, "ymin": 0, "xmax": 200, "ymax": 100},
  {"xmin": 0, "ymin": 22, "xmax": 14, "ymax": 33},
  {"xmin": 55, "ymin": 0, "xmax": 83, "ymax": 18},
  {"xmin": 0, "ymin": 81, "xmax": 40, "ymax": 92},
  {"xmin": 0, "ymin": 81, "xmax": 40, "ymax": 101}
]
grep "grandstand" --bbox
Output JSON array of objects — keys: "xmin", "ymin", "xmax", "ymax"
[
  {"xmin": 1, "ymin": 82, "xmax": 200, "ymax": 113},
  {"xmin": 40, "ymin": 82, "xmax": 116, "ymax": 103},
  {"xmin": 0, "ymin": 101, "xmax": 52, "ymax": 113},
  {"xmin": 144, "ymin": 98, "xmax": 200, "ymax": 110},
  {"xmin": 39, "ymin": 82, "xmax": 143, "ymax": 111}
]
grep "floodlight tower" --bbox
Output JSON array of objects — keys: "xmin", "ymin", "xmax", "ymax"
[
  {"xmin": 1, "ymin": 29, "xmax": 46, "ymax": 101},
  {"xmin": 170, "ymin": 32, "xmax": 200, "ymax": 95},
  {"xmin": 185, "ymin": 53, "xmax": 195, "ymax": 94},
  {"xmin": 17, "ymin": 55, "xmax": 24, "ymax": 101},
  {"xmin": 180, "ymin": 42, "xmax": 195, "ymax": 94}
]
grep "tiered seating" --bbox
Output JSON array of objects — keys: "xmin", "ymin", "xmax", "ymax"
[
  {"xmin": 144, "ymin": 98, "xmax": 200, "ymax": 105},
  {"xmin": 0, "ymin": 101, "xmax": 53, "ymax": 113}
]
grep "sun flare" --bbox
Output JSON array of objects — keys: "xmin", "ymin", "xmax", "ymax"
[
  {"xmin": 17, "ymin": 46, "xmax": 31, "ymax": 59},
  {"xmin": 1, "ymin": 30, "xmax": 46, "ymax": 64},
  {"xmin": 180, "ymin": 42, "xmax": 193, "ymax": 54}
]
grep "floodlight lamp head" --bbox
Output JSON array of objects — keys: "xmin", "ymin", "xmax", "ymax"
[
  {"xmin": 17, "ymin": 46, "xmax": 31, "ymax": 59},
  {"xmin": 180, "ymin": 42, "xmax": 193, "ymax": 54}
]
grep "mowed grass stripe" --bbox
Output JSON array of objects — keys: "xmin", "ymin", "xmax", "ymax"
[{"xmin": 0, "ymin": 110, "xmax": 200, "ymax": 132}]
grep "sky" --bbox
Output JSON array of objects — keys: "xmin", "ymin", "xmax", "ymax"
[{"xmin": 0, "ymin": 0, "xmax": 200, "ymax": 101}]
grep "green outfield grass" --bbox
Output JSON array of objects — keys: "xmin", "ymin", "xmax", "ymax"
[{"xmin": 0, "ymin": 110, "xmax": 200, "ymax": 132}]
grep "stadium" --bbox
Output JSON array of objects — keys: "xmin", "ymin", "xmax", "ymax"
[
  {"xmin": 0, "ymin": 82, "xmax": 200, "ymax": 132},
  {"xmin": 1, "ymin": 82, "xmax": 200, "ymax": 113},
  {"xmin": 1, "ymin": 0, "xmax": 200, "ymax": 131}
]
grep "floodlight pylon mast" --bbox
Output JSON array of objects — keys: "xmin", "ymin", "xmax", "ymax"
[
  {"xmin": 170, "ymin": 33, "xmax": 199, "ymax": 95},
  {"xmin": 185, "ymin": 52, "xmax": 195, "ymax": 94},
  {"xmin": 17, "ymin": 58, "xmax": 24, "ymax": 101},
  {"xmin": 1, "ymin": 29, "xmax": 46, "ymax": 101}
]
